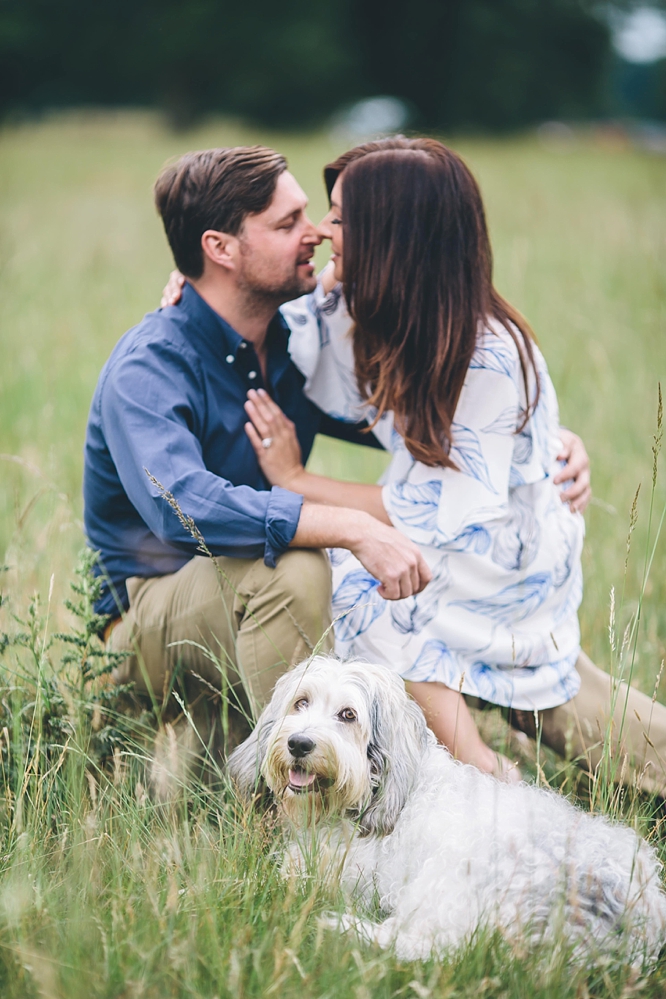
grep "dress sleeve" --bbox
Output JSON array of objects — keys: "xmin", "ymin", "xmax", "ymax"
[
  {"xmin": 100, "ymin": 339, "xmax": 303, "ymax": 567},
  {"xmin": 279, "ymin": 286, "xmax": 325, "ymax": 383},
  {"xmin": 281, "ymin": 281, "xmax": 366, "ymax": 423},
  {"xmin": 382, "ymin": 333, "xmax": 523, "ymax": 546}
]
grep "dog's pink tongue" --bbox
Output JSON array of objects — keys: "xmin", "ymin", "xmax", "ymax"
[{"xmin": 289, "ymin": 768, "xmax": 316, "ymax": 788}]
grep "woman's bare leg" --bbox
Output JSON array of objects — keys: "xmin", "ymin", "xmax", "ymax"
[{"xmin": 406, "ymin": 680, "xmax": 507, "ymax": 774}]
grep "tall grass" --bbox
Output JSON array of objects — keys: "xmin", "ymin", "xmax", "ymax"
[
  {"xmin": 1, "ymin": 534, "xmax": 664, "ymax": 998},
  {"xmin": 0, "ymin": 111, "xmax": 665, "ymax": 995}
]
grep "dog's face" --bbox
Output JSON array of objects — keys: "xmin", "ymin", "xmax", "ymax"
[
  {"xmin": 263, "ymin": 665, "xmax": 376, "ymax": 822},
  {"xmin": 228, "ymin": 656, "xmax": 431, "ymax": 836}
]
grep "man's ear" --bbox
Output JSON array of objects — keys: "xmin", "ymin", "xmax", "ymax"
[{"xmin": 201, "ymin": 229, "xmax": 239, "ymax": 272}]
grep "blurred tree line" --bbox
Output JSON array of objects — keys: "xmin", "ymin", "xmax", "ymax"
[{"xmin": 0, "ymin": 0, "xmax": 661, "ymax": 129}]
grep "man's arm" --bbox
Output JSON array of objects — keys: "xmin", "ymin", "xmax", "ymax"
[
  {"xmin": 100, "ymin": 337, "xmax": 302, "ymax": 567},
  {"xmin": 101, "ymin": 335, "xmax": 428, "ymax": 598},
  {"xmin": 291, "ymin": 503, "xmax": 431, "ymax": 600}
]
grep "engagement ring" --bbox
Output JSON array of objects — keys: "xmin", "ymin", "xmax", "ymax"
[{"xmin": 261, "ymin": 437, "xmax": 273, "ymax": 449}]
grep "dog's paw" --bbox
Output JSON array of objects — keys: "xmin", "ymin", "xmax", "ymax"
[
  {"xmin": 317, "ymin": 911, "xmax": 352, "ymax": 934},
  {"xmin": 318, "ymin": 911, "xmax": 384, "ymax": 945}
]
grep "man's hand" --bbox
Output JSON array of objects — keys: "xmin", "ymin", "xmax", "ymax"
[
  {"xmin": 351, "ymin": 518, "xmax": 433, "ymax": 600},
  {"xmin": 554, "ymin": 428, "xmax": 591, "ymax": 513},
  {"xmin": 292, "ymin": 504, "xmax": 432, "ymax": 601},
  {"xmin": 161, "ymin": 270, "xmax": 185, "ymax": 308}
]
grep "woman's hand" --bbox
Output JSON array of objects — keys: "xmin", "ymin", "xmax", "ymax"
[
  {"xmin": 554, "ymin": 428, "xmax": 591, "ymax": 513},
  {"xmin": 160, "ymin": 270, "xmax": 185, "ymax": 308},
  {"xmin": 244, "ymin": 389, "xmax": 305, "ymax": 490}
]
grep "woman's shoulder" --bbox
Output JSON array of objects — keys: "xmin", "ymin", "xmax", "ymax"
[
  {"xmin": 280, "ymin": 279, "xmax": 349, "ymax": 328},
  {"xmin": 279, "ymin": 278, "xmax": 352, "ymax": 384},
  {"xmin": 472, "ymin": 318, "xmax": 549, "ymax": 384},
  {"xmin": 471, "ymin": 319, "xmax": 523, "ymax": 376}
]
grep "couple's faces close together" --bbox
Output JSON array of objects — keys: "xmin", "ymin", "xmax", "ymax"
[
  {"xmin": 216, "ymin": 170, "xmax": 345, "ymax": 303},
  {"xmin": 318, "ymin": 176, "xmax": 344, "ymax": 283}
]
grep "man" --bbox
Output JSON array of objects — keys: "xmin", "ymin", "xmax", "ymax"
[{"xmin": 83, "ymin": 146, "xmax": 431, "ymax": 755}]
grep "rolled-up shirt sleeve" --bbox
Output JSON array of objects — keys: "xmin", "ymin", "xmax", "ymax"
[{"xmin": 100, "ymin": 338, "xmax": 303, "ymax": 565}]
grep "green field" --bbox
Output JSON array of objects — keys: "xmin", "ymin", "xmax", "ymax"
[{"xmin": 0, "ymin": 111, "xmax": 665, "ymax": 997}]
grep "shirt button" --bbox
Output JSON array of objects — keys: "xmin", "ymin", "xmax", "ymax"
[
  {"xmin": 248, "ymin": 370, "xmax": 257, "ymax": 379},
  {"xmin": 239, "ymin": 341, "xmax": 247, "ymax": 349},
  {"xmin": 226, "ymin": 354, "xmax": 234, "ymax": 364}
]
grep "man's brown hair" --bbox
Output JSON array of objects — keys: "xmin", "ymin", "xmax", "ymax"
[{"xmin": 154, "ymin": 146, "xmax": 287, "ymax": 278}]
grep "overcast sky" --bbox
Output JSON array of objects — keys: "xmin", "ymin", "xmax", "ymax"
[{"xmin": 612, "ymin": 5, "xmax": 666, "ymax": 62}]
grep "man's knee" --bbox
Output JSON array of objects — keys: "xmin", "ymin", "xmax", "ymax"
[
  {"xmin": 274, "ymin": 548, "xmax": 332, "ymax": 611},
  {"xmin": 266, "ymin": 548, "xmax": 333, "ymax": 652},
  {"xmin": 180, "ymin": 551, "xmax": 332, "ymax": 632}
]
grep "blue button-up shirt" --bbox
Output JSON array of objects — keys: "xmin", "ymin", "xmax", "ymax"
[{"xmin": 83, "ymin": 282, "xmax": 320, "ymax": 617}]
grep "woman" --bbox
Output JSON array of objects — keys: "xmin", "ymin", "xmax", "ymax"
[
  {"xmin": 164, "ymin": 138, "xmax": 666, "ymax": 793},
  {"xmin": 243, "ymin": 136, "xmax": 589, "ymax": 779},
  {"xmin": 242, "ymin": 136, "xmax": 666, "ymax": 793}
]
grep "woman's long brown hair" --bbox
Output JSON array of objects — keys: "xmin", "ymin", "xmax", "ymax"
[{"xmin": 324, "ymin": 138, "xmax": 540, "ymax": 469}]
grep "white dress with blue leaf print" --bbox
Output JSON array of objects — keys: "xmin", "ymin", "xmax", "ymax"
[{"xmin": 281, "ymin": 282, "xmax": 585, "ymax": 710}]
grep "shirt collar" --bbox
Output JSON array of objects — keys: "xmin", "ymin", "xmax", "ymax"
[
  {"xmin": 178, "ymin": 281, "xmax": 292, "ymax": 367},
  {"xmin": 265, "ymin": 310, "xmax": 294, "ymax": 385},
  {"xmin": 178, "ymin": 281, "xmax": 245, "ymax": 359},
  {"xmin": 177, "ymin": 281, "xmax": 296, "ymax": 390}
]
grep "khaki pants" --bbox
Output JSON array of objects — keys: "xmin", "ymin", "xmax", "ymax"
[
  {"xmin": 510, "ymin": 651, "xmax": 666, "ymax": 797},
  {"xmin": 109, "ymin": 549, "xmax": 333, "ymax": 755}
]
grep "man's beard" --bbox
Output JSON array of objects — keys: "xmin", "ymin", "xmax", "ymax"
[
  {"xmin": 238, "ymin": 270, "xmax": 313, "ymax": 306},
  {"xmin": 237, "ymin": 245, "xmax": 316, "ymax": 308}
]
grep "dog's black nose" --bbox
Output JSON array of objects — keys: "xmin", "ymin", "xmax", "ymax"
[{"xmin": 288, "ymin": 733, "xmax": 315, "ymax": 758}]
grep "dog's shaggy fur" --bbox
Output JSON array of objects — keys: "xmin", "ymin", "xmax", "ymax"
[{"xmin": 229, "ymin": 656, "xmax": 666, "ymax": 965}]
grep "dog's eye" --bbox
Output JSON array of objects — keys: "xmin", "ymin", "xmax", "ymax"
[
  {"xmin": 338, "ymin": 708, "xmax": 357, "ymax": 723},
  {"xmin": 294, "ymin": 697, "xmax": 309, "ymax": 711}
]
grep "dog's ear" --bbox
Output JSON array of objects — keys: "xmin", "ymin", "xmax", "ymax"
[
  {"xmin": 227, "ymin": 659, "xmax": 313, "ymax": 803},
  {"xmin": 227, "ymin": 706, "xmax": 276, "ymax": 803},
  {"xmin": 359, "ymin": 669, "xmax": 429, "ymax": 838}
]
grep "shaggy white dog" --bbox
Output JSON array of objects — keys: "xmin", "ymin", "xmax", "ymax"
[{"xmin": 228, "ymin": 656, "xmax": 666, "ymax": 966}]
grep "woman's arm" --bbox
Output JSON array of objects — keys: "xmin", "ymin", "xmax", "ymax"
[{"xmin": 244, "ymin": 389, "xmax": 392, "ymax": 525}]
